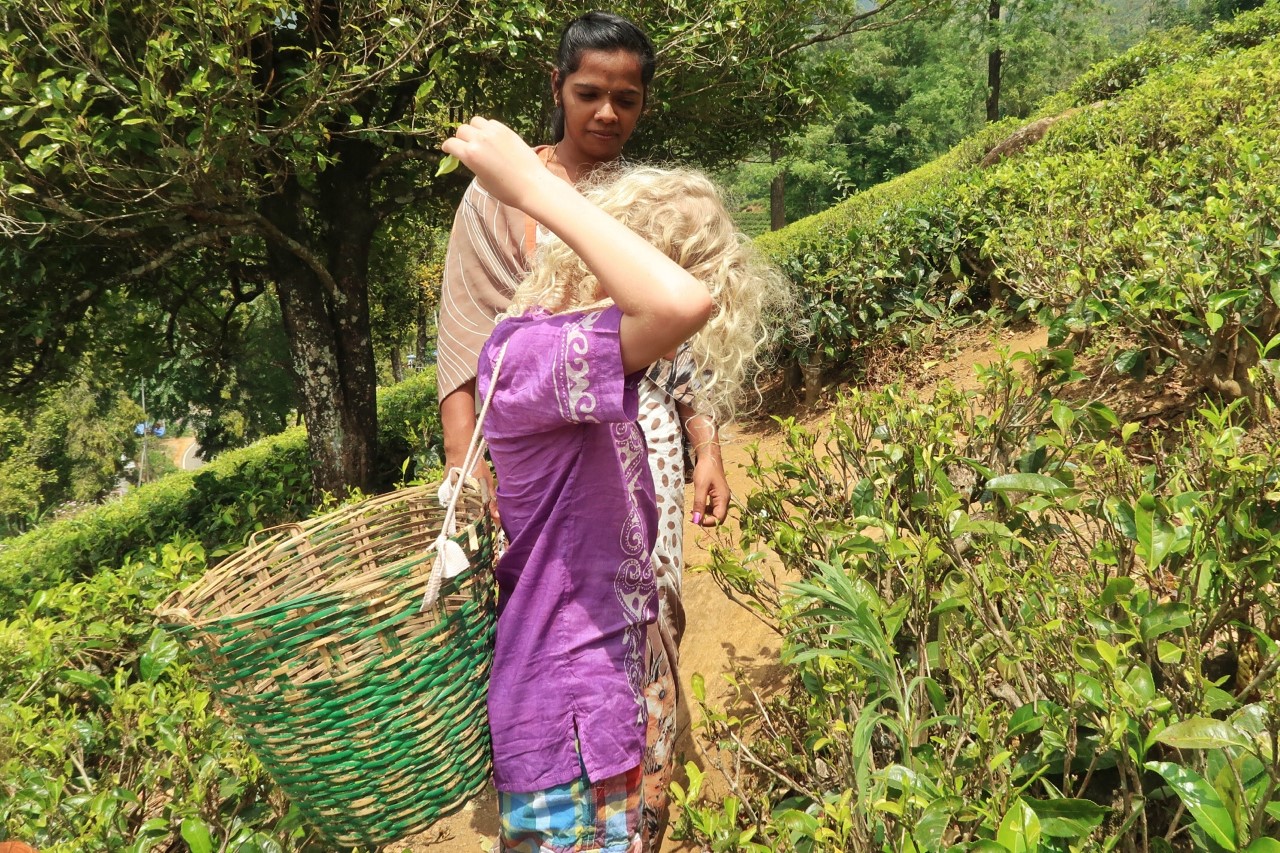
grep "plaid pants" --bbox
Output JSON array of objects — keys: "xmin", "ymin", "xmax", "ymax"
[{"xmin": 498, "ymin": 764, "xmax": 644, "ymax": 853}]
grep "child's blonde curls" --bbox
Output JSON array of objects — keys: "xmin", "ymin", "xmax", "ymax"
[{"xmin": 507, "ymin": 165, "xmax": 793, "ymax": 426}]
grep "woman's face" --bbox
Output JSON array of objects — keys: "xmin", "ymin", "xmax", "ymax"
[{"xmin": 553, "ymin": 49, "xmax": 646, "ymax": 166}]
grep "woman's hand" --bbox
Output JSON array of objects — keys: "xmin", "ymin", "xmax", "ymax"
[
  {"xmin": 442, "ymin": 117, "xmax": 558, "ymax": 212},
  {"xmin": 690, "ymin": 454, "xmax": 730, "ymax": 527}
]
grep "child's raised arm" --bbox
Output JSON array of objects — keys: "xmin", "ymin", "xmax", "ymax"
[{"xmin": 442, "ymin": 117, "xmax": 713, "ymax": 373}]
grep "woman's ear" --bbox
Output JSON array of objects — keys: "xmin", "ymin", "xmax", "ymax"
[{"xmin": 550, "ymin": 68, "xmax": 562, "ymax": 102}]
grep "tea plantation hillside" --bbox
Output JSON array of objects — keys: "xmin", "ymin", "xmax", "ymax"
[
  {"xmin": 673, "ymin": 4, "xmax": 1280, "ymax": 850},
  {"xmin": 757, "ymin": 0, "xmax": 1280, "ymax": 412},
  {"xmin": 4, "ymin": 4, "xmax": 1280, "ymax": 849}
]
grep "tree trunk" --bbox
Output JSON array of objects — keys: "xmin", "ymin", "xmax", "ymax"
[
  {"xmin": 261, "ymin": 143, "xmax": 380, "ymax": 499},
  {"xmin": 390, "ymin": 347, "xmax": 404, "ymax": 383},
  {"xmin": 802, "ymin": 349, "xmax": 823, "ymax": 407},
  {"xmin": 770, "ymin": 139, "xmax": 786, "ymax": 231},
  {"xmin": 987, "ymin": 0, "xmax": 1003, "ymax": 122},
  {"xmin": 416, "ymin": 294, "xmax": 430, "ymax": 365}
]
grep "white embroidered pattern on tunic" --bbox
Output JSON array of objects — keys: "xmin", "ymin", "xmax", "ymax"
[
  {"xmin": 612, "ymin": 420, "xmax": 655, "ymax": 718},
  {"xmin": 561, "ymin": 310, "xmax": 603, "ymax": 422}
]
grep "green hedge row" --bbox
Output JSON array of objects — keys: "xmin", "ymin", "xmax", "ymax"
[
  {"xmin": 1054, "ymin": 0, "xmax": 1280, "ymax": 108},
  {"xmin": 754, "ymin": 121, "xmax": 1015, "ymax": 371},
  {"xmin": 976, "ymin": 39, "xmax": 1280, "ymax": 401},
  {"xmin": 756, "ymin": 0, "xmax": 1280, "ymax": 395},
  {"xmin": 0, "ymin": 369, "xmax": 441, "ymax": 611}
]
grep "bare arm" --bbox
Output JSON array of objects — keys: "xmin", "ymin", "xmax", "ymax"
[
  {"xmin": 442, "ymin": 118, "xmax": 713, "ymax": 373},
  {"xmin": 440, "ymin": 381, "xmax": 498, "ymax": 520},
  {"xmin": 441, "ymin": 382, "xmax": 479, "ymax": 470}
]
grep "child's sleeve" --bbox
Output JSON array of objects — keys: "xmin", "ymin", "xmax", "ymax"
[{"xmin": 482, "ymin": 307, "xmax": 640, "ymax": 439}]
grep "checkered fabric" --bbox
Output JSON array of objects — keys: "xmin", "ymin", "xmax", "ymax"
[{"xmin": 499, "ymin": 764, "xmax": 643, "ymax": 853}]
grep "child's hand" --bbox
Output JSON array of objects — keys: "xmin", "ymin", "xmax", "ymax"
[{"xmin": 442, "ymin": 117, "xmax": 552, "ymax": 211}]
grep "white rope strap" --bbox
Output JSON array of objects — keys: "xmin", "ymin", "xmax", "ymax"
[{"xmin": 422, "ymin": 341, "xmax": 509, "ymax": 610}]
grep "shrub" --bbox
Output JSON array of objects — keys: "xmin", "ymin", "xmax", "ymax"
[
  {"xmin": 0, "ymin": 369, "xmax": 442, "ymax": 611},
  {"xmin": 375, "ymin": 366, "xmax": 443, "ymax": 484},
  {"xmin": 0, "ymin": 538, "xmax": 308, "ymax": 851},
  {"xmin": 1206, "ymin": 0, "xmax": 1280, "ymax": 49},
  {"xmin": 1057, "ymin": 27, "xmax": 1202, "ymax": 106},
  {"xmin": 756, "ymin": 0, "xmax": 1280, "ymax": 400},
  {"xmin": 755, "ymin": 123, "xmax": 1015, "ymax": 380},
  {"xmin": 982, "ymin": 39, "xmax": 1280, "ymax": 406},
  {"xmin": 1050, "ymin": 0, "xmax": 1280, "ymax": 109},
  {"xmin": 0, "ymin": 369, "xmax": 443, "ymax": 850},
  {"xmin": 680, "ymin": 356, "xmax": 1280, "ymax": 851}
]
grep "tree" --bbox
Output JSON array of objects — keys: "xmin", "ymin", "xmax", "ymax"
[
  {"xmin": 0, "ymin": 412, "xmax": 51, "ymax": 536},
  {"xmin": 0, "ymin": 0, "xmax": 923, "ymax": 495},
  {"xmin": 721, "ymin": 0, "xmax": 1144, "ymax": 225},
  {"xmin": 367, "ymin": 214, "xmax": 444, "ymax": 384},
  {"xmin": 0, "ymin": 376, "xmax": 141, "ymax": 516},
  {"xmin": 144, "ymin": 286, "xmax": 299, "ymax": 456},
  {"xmin": 974, "ymin": 0, "xmax": 1115, "ymax": 121}
]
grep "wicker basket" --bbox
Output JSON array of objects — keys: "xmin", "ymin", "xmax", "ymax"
[{"xmin": 157, "ymin": 483, "xmax": 496, "ymax": 849}]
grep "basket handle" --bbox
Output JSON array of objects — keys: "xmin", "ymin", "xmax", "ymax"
[
  {"xmin": 247, "ymin": 522, "xmax": 305, "ymax": 548},
  {"xmin": 422, "ymin": 341, "xmax": 509, "ymax": 610}
]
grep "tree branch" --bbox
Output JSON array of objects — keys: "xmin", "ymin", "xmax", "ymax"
[
  {"xmin": 369, "ymin": 147, "xmax": 437, "ymax": 181},
  {"xmin": 113, "ymin": 225, "xmax": 253, "ymax": 283},
  {"xmin": 780, "ymin": 0, "xmax": 945, "ymax": 57},
  {"xmin": 244, "ymin": 211, "xmax": 344, "ymax": 303}
]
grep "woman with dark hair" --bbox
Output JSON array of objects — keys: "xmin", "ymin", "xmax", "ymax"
[{"xmin": 435, "ymin": 12, "xmax": 728, "ymax": 851}]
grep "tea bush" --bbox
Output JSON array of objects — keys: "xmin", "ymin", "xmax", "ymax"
[
  {"xmin": 755, "ymin": 122, "xmax": 1015, "ymax": 379},
  {"xmin": 0, "ymin": 369, "xmax": 442, "ymax": 850},
  {"xmin": 759, "ymin": 1, "xmax": 1280, "ymax": 405},
  {"xmin": 981, "ymin": 38, "xmax": 1280, "ymax": 406},
  {"xmin": 0, "ymin": 538, "xmax": 309, "ymax": 851},
  {"xmin": 0, "ymin": 369, "xmax": 442, "ymax": 612},
  {"xmin": 1041, "ymin": 0, "xmax": 1280, "ymax": 110},
  {"xmin": 680, "ymin": 355, "xmax": 1280, "ymax": 851},
  {"xmin": 1055, "ymin": 27, "xmax": 1202, "ymax": 106}
]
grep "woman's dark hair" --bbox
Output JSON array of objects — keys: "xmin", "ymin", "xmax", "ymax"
[{"xmin": 551, "ymin": 11, "xmax": 657, "ymax": 142}]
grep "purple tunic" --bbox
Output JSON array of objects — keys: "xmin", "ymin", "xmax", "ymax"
[{"xmin": 477, "ymin": 306, "xmax": 658, "ymax": 792}]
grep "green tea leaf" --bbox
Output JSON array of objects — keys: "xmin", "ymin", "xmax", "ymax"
[
  {"xmin": 1140, "ymin": 601, "xmax": 1192, "ymax": 642},
  {"xmin": 435, "ymin": 154, "xmax": 460, "ymax": 177},
  {"xmin": 1134, "ymin": 493, "xmax": 1176, "ymax": 570},
  {"xmin": 985, "ymin": 473, "xmax": 1072, "ymax": 497},
  {"xmin": 996, "ymin": 798, "xmax": 1041, "ymax": 852},
  {"xmin": 774, "ymin": 808, "xmax": 819, "ymax": 836},
  {"xmin": 181, "ymin": 816, "xmax": 215, "ymax": 853},
  {"xmin": 140, "ymin": 628, "xmax": 180, "ymax": 682},
  {"xmin": 61, "ymin": 669, "xmax": 112, "ymax": 702},
  {"xmin": 1145, "ymin": 761, "xmax": 1237, "ymax": 850},
  {"xmin": 916, "ymin": 796, "xmax": 961, "ymax": 848},
  {"xmin": 1156, "ymin": 718, "xmax": 1250, "ymax": 750},
  {"xmin": 1114, "ymin": 348, "xmax": 1144, "ymax": 376},
  {"xmin": 1209, "ymin": 288, "xmax": 1251, "ymax": 311},
  {"xmin": 1158, "ymin": 641, "xmax": 1183, "ymax": 664},
  {"xmin": 1026, "ymin": 797, "xmax": 1109, "ymax": 839}
]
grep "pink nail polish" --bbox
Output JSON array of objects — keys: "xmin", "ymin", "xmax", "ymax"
[{"xmin": 691, "ymin": 512, "xmax": 703, "ymax": 525}]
